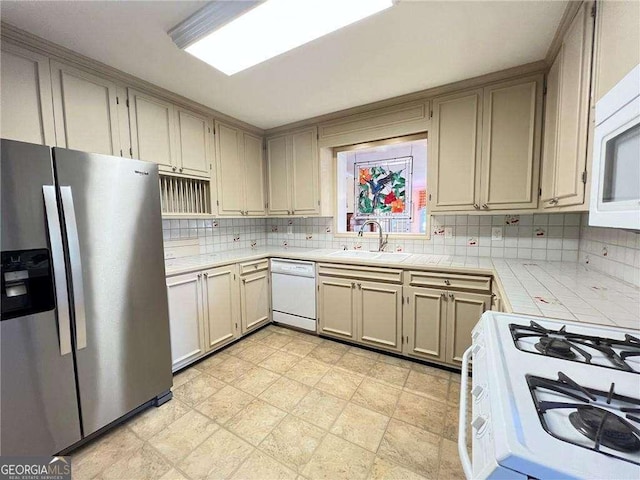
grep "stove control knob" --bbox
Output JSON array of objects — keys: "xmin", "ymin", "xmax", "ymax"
[
  {"xmin": 471, "ymin": 385, "xmax": 484, "ymax": 400},
  {"xmin": 471, "ymin": 415, "xmax": 488, "ymax": 435}
]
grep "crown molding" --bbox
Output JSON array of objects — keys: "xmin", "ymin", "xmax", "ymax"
[
  {"xmin": 545, "ymin": 0, "xmax": 585, "ymax": 65},
  {"xmin": 0, "ymin": 21, "xmax": 265, "ymax": 135}
]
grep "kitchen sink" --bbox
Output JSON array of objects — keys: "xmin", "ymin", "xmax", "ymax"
[{"xmin": 327, "ymin": 250, "xmax": 411, "ymax": 262}]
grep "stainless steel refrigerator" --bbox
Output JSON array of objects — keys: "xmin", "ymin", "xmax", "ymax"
[{"xmin": 1, "ymin": 139, "xmax": 173, "ymax": 456}]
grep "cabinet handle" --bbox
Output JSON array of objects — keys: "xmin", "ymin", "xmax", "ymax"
[
  {"xmin": 444, "ymin": 279, "xmax": 451, "ymax": 285},
  {"xmin": 449, "ymin": 293, "xmax": 455, "ymax": 299},
  {"xmin": 179, "ymin": 167, "xmax": 183, "ymax": 173},
  {"xmin": 473, "ymin": 203, "xmax": 479, "ymax": 210},
  {"xmin": 481, "ymin": 204, "xmax": 489, "ymax": 209},
  {"xmin": 358, "ymin": 283, "xmax": 362, "ymax": 289},
  {"xmin": 351, "ymin": 282, "xmax": 355, "ymax": 288},
  {"xmin": 549, "ymin": 198, "xmax": 559, "ymax": 205},
  {"xmin": 441, "ymin": 292, "xmax": 446, "ymax": 299},
  {"xmin": 172, "ymin": 166, "xmax": 177, "ymax": 172}
]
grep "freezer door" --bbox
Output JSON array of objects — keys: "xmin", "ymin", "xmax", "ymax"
[
  {"xmin": 53, "ymin": 147, "xmax": 173, "ymax": 436},
  {"xmin": 0, "ymin": 139, "xmax": 81, "ymax": 455}
]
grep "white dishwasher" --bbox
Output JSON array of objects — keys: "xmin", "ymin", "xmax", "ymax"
[{"xmin": 270, "ymin": 259, "xmax": 316, "ymax": 332}]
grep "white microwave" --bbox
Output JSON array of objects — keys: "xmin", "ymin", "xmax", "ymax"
[{"xmin": 589, "ymin": 64, "xmax": 640, "ymax": 230}]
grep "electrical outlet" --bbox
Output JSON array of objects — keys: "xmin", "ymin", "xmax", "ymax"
[
  {"xmin": 444, "ymin": 227, "xmax": 453, "ymax": 239},
  {"xmin": 287, "ymin": 226, "xmax": 293, "ymax": 235},
  {"xmin": 492, "ymin": 227, "xmax": 503, "ymax": 241}
]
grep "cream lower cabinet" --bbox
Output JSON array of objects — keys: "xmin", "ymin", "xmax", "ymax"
[
  {"xmin": 240, "ymin": 269, "xmax": 270, "ymax": 334},
  {"xmin": 318, "ymin": 273, "xmax": 402, "ymax": 353},
  {"xmin": 166, "ymin": 272, "xmax": 206, "ymax": 372},
  {"xmin": 403, "ymin": 286, "xmax": 448, "ymax": 363},
  {"xmin": 356, "ymin": 281, "xmax": 403, "ymax": 353},
  {"xmin": 403, "ymin": 287, "xmax": 490, "ymax": 367},
  {"xmin": 445, "ymin": 291, "xmax": 491, "ymax": 366},
  {"xmin": 318, "ymin": 276, "xmax": 357, "ymax": 340},
  {"xmin": 202, "ymin": 265, "xmax": 240, "ymax": 351}
]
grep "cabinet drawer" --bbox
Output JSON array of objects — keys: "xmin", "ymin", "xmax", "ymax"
[
  {"xmin": 406, "ymin": 271, "xmax": 491, "ymax": 292},
  {"xmin": 317, "ymin": 263, "xmax": 402, "ymax": 284},
  {"xmin": 239, "ymin": 259, "xmax": 269, "ymax": 275}
]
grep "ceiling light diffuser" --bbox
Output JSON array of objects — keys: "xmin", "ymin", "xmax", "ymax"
[{"xmin": 183, "ymin": 0, "xmax": 394, "ymax": 75}]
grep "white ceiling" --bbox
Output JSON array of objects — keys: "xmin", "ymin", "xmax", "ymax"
[{"xmin": 0, "ymin": 1, "xmax": 567, "ymax": 130}]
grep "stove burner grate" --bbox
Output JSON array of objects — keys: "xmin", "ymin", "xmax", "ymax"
[
  {"xmin": 510, "ymin": 321, "xmax": 640, "ymax": 373},
  {"xmin": 535, "ymin": 337, "xmax": 577, "ymax": 360},
  {"xmin": 527, "ymin": 372, "xmax": 640, "ymax": 465},
  {"xmin": 569, "ymin": 407, "xmax": 640, "ymax": 453}
]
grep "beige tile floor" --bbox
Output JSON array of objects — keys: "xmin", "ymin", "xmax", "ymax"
[{"xmin": 71, "ymin": 325, "xmax": 470, "ymax": 480}]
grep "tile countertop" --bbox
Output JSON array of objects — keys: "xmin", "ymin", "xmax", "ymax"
[{"xmin": 165, "ymin": 247, "xmax": 640, "ymax": 330}]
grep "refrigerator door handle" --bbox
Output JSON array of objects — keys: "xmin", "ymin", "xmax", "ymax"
[
  {"xmin": 42, "ymin": 186, "xmax": 72, "ymax": 356},
  {"xmin": 60, "ymin": 186, "xmax": 87, "ymax": 350}
]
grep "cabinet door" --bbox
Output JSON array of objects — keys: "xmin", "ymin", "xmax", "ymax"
[
  {"xmin": 1, "ymin": 44, "xmax": 56, "ymax": 145},
  {"xmin": 203, "ymin": 265, "xmax": 239, "ymax": 351},
  {"xmin": 429, "ymin": 90, "xmax": 483, "ymax": 211},
  {"xmin": 176, "ymin": 108, "xmax": 211, "ymax": 177},
  {"xmin": 291, "ymin": 127, "xmax": 319, "ymax": 214},
  {"xmin": 541, "ymin": 53, "xmax": 561, "ymax": 205},
  {"xmin": 166, "ymin": 272, "xmax": 205, "ymax": 371},
  {"xmin": 481, "ymin": 76, "xmax": 542, "ymax": 210},
  {"xmin": 318, "ymin": 276, "xmax": 356, "ymax": 340},
  {"xmin": 215, "ymin": 122, "xmax": 244, "ymax": 214},
  {"xmin": 403, "ymin": 286, "xmax": 447, "ymax": 363},
  {"xmin": 553, "ymin": 3, "xmax": 593, "ymax": 207},
  {"xmin": 267, "ymin": 135, "xmax": 291, "ymax": 215},
  {"xmin": 51, "ymin": 61, "xmax": 121, "ymax": 156},
  {"xmin": 445, "ymin": 291, "xmax": 490, "ymax": 366},
  {"xmin": 128, "ymin": 89, "xmax": 176, "ymax": 171},
  {"xmin": 240, "ymin": 271, "xmax": 270, "ymax": 334},
  {"xmin": 243, "ymin": 132, "xmax": 266, "ymax": 215},
  {"xmin": 356, "ymin": 281, "xmax": 402, "ymax": 353}
]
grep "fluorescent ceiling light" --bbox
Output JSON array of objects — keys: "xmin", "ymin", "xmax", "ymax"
[{"xmin": 184, "ymin": 0, "xmax": 394, "ymax": 75}]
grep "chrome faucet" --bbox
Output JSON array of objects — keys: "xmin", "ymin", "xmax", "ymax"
[{"xmin": 358, "ymin": 220, "xmax": 388, "ymax": 252}]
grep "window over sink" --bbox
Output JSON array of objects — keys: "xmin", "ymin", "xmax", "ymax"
[{"xmin": 335, "ymin": 133, "xmax": 428, "ymax": 237}]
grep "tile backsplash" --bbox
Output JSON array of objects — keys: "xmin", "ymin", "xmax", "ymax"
[
  {"xmin": 578, "ymin": 213, "xmax": 640, "ymax": 287},
  {"xmin": 265, "ymin": 213, "xmax": 582, "ymax": 262},
  {"xmin": 162, "ymin": 213, "xmax": 640, "ymax": 287},
  {"xmin": 162, "ymin": 218, "xmax": 266, "ymax": 256}
]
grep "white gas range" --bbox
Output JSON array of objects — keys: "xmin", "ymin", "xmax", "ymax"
[{"xmin": 459, "ymin": 312, "xmax": 640, "ymax": 480}]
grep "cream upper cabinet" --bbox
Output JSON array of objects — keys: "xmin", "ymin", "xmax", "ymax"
[
  {"xmin": 541, "ymin": 3, "xmax": 594, "ymax": 208},
  {"xmin": 243, "ymin": 132, "xmax": 267, "ymax": 215},
  {"xmin": 266, "ymin": 127, "xmax": 319, "ymax": 215},
  {"xmin": 318, "ymin": 276, "xmax": 357, "ymax": 340},
  {"xmin": 215, "ymin": 122, "xmax": 245, "ymax": 214},
  {"xmin": 445, "ymin": 290, "xmax": 490, "ymax": 366},
  {"xmin": 176, "ymin": 108, "xmax": 211, "ymax": 178},
  {"xmin": 429, "ymin": 89, "xmax": 483, "ymax": 211},
  {"xmin": 166, "ymin": 272, "xmax": 205, "ymax": 372},
  {"xmin": 266, "ymin": 135, "xmax": 290, "ymax": 215},
  {"xmin": 356, "ymin": 280, "xmax": 402, "ymax": 353},
  {"xmin": 1, "ymin": 44, "xmax": 56, "ymax": 146},
  {"xmin": 428, "ymin": 76, "xmax": 543, "ymax": 213},
  {"xmin": 203, "ymin": 265, "xmax": 239, "ymax": 351},
  {"xmin": 403, "ymin": 286, "xmax": 447, "ymax": 363},
  {"xmin": 593, "ymin": 0, "xmax": 640, "ymax": 103},
  {"xmin": 128, "ymin": 89, "xmax": 176, "ymax": 171},
  {"xmin": 240, "ymin": 270, "xmax": 270, "ymax": 334},
  {"xmin": 215, "ymin": 121, "xmax": 265, "ymax": 216},
  {"xmin": 291, "ymin": 128, "xmax": 319, "ymax": 214},
  {"xmin": 50, "ymin": 61, "xmax": 121, "ymax": 156},
  {"xmin": 480, "ymin": 76, "xmax": 543, "ymax": 210}
]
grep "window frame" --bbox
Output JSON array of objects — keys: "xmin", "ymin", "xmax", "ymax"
[{"xmin": 332, "ymin": 132, "xmax": 430, "ymax": 240}]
